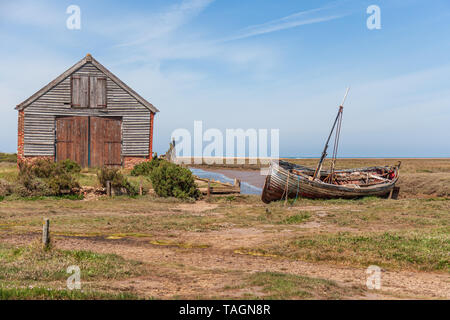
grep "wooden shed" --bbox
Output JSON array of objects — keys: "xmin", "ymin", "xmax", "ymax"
[{"xmin": 16, "ymin": 54, "xmax": 159, "ymax": 168}]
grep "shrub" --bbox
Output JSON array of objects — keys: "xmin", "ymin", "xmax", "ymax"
[
  {"xmin": 149, "ymin": 161, "xmax": 200, "ymax": 200},
  {"xmin": 17, "ymin": 162, "xmax": 52, "ymax": 197},
  {"xmin": 28, "ymin": 159, "xmax": 55, "ymax": 178},
  {"xmin": 47, "ymin": 174, "xmax": 80, "ymax": 195},
  {"xmin": 97, "ymin": 167, "xmax": 138, "ymax": 196},
  {"xmin": 17, "ymin": 160, "xmax": 80, "ymax": 196},
  {"xmin": 0, "ymin": 179, "xmax": 14, "ymax": 197},
  {"xmin": 60, "ymin": 159, "xmax": 81, "ymax": 174},
  {"xmin": 130, "ymin": 155, "xmax": 161, "ymax": 176}
]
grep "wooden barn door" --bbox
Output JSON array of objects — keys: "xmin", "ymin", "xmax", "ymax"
[
  {"xmin": 90, "ymin": 117, "xmax": 122, "ymax": 167},
  {"xmin": 56, "ymin": 117, "xmax": 89, "ymax": 167}
]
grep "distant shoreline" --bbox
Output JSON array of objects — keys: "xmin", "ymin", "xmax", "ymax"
[{"xmin": 281, "ymin": 157, "xmax": 450, "ymax": 159}]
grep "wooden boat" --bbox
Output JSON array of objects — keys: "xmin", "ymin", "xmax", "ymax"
[
  {"xmin": 261, "ymin": 88, "xmax": 401, "ymax": 203},
  {"xmin": 261, "ymin": 160, "xmax": 400, "ymax": 203}
]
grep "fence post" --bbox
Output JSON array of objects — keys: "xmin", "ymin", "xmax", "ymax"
[
  {"xmin": 106, "ymin": 180, "xmax": 111, "ymax": 197},
  {"xmin": 234, "ymin": 178, "xmax": 241, "ymax": 192},
  {"xmin": 42, "ymin": 218, "xmax": 50, "ymax": 249},
  {"xmin": 207, "ymin": 179, "xmax": 211, "ymax": 199}
]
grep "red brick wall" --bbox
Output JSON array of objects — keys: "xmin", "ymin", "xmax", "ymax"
[
  {"xmin": 21, "ymin": 156, "xmax": 54, "ymax": 164},
  {"xmin": 123, "ymin": 156, "xmax": 149, "ymax": 169},
  {"xmin": 17, "ymin": 110, "xmax": 24, "ymax": 164}
]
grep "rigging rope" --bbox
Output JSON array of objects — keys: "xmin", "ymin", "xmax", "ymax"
[
  {"xmin": 292, "ymin": 175, "xmax": 300, "ymax": 204},
  {"xmin": 330, "ymin": 107, "xmax": 343, "ymax": 182}
]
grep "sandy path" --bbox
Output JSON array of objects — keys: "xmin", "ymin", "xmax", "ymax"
[{"xmin": 1, "ymin": 232, "xmax": 448, "ymax": 299}]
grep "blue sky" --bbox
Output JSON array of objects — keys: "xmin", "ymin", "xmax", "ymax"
[{"xmin": 1, "ymin": 0, "xmax": 449, "ymax": 157}]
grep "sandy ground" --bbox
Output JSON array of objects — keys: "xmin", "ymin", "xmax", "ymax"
[
  {"xmin": 2, "ymin": 223, "xmax": 448, "ymax": 300},
  {"xmin": 1, "ymin": 158, "xmax": 449, "ymax": 299}
]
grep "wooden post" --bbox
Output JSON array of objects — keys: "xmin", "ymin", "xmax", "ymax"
[
  {"xmin": 207, "ymin": 179, "xmax": 211, "ymax": 199},
  {"xmin": 389, "ymin": 186, "xmax": 400, "ymax": 200},
  {"xmin": 234, "ymin": 178, "xmax": 241, "ymax": 193},
  {"xmin": 42, "ymin": 218, "xmax": 50, "ymax": 249},
  {"xmin": 106, "ymin": 180, "xmax": 111, "ymax": 197}
]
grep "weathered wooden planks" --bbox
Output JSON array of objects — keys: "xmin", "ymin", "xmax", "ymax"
[
  {"xmin": 55, "ymin": 116, "xmax": 122, "ymax": 167},
  {"xmin": 22, "ymin": 62, "xmax": 152, "ymax": 157},
  {"xmin": 90, "ymin": 117, "xmax": 122, "ymax": 167},
  {"xmin": 56, "ymin": 116, "xmax": 89, "ymax": 167}
]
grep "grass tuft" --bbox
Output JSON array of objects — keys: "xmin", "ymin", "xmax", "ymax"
[
  {"xmin": 0, "ymin": 287, "xmax": 139, "ymax": 300},
  {"xmin": 248, "ymin": 272, "xmax": 363, "ymax": 299}
]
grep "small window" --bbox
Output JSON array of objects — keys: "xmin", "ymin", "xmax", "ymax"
[{"xmin": 71, "ymin": 75, "xmax": 106, "ymax": 108}]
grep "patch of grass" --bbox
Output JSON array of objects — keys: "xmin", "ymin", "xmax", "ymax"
[
  {"xmin": 3, "ymin": 194, "xmax": 84, "ymax": 201},
  {"xmin": 259, "ymin": 228, "xmax": 449, "ymax": 271},
  {"xmin": 208, "ymin": 194, "xmax": 259, "ymax": 204},
  {"xmin": 149, "ymin": 240, "xmax": 210, "ymax": 249},
  {"xmin": 0, "ymin": 163, "xmax": 18, "ymax": 182},
  {"xmin": 0, "ymin": 243, "xmax": 144, "ymax": 282},
  {"xmin": 76, "ymin": 172, "xmax": 99, "ymax": 187},
  {"xmin": 248, "ymin": 272, "xmax": 363, "ymax": 299},
  {"xmin": 279, "ymin": 213, "xmax": 311, "ymax": 224},
  {"xmin": 0, "ymin": 287, "xmax": 139, "ymax": 300},
  {"xmin": 0, "ymin": 153, "xmax": 17, "ymax": 163}
]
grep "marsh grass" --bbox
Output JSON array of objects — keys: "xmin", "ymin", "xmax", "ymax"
[
  {"xmin": 0, "ymin": 243, "xmax": 144, "ymax": 282},
  {"xmin": 0, "ymin": 153, "xmax": 17, "ymax": 163},
  {"xmin": 0, "ymin": 163, "xmax": 18, "ymax": 182},
  {"xmin": 2, "ymin": 194, "xmax": 84, "ymax": 201},
  {"xmin": 0, "ymin": 287, "xmax": 139, "ymax": 300},
  {"xmin": 257, "ymin": 228, "xmax": 449, "ymax": 271},
  {"xmin": 247, "ymin": 272, "xmax": 363, "ymax": 299},
  {"xmin": 278, "ymin": 213, "xmax": 311, "ymax": 225}
]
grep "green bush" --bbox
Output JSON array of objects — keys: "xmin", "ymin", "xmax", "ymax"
[
  {"xmin": 17, "ymin": 160, "xmax": 80, "ymax": 196},
  {"xmin": 97, "ymin": 167, "xmax": 138, "ymax": 196},
  {"xmin": 17, "ymin": 162, "xmax": 52, "ymax": 196},
  {"xmin": 130, "ymin": 155, "xmax": 161, "ymax": 176},
  {"xmin": 60, "ymin": 159, "xmax": 81, "ymax": 174},
  {"xmin": 0, "ymin": 179, "xmax": 14, "ymax": 197},
  {"xmin": 28, "ymin": 159, "xmax": 55, "ymax": 178},
  {"xmin": 47, "ymin": 174, "xmax": 80, "ymax": 195},
  {"xmin": 149, "ymin": 161, "xmax": 200, "ymax": 200}
]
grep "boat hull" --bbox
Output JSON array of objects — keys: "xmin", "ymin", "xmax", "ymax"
[{"xmin": 261, "ymin": 160, "xmax": 399, "ymax": 203}]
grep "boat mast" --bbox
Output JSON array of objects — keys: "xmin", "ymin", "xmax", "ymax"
[{"xmin": 312, "ymin": 88, "xmax": 350, "ymax": 180}]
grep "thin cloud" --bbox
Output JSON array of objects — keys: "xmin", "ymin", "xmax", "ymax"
[
  {"xmin": 223, "ymin": 2, "xmax": 350, "ymax": 42},
  {"xmin": 117, "ymin": 0, "xmax": 215, "ymax": 47}
]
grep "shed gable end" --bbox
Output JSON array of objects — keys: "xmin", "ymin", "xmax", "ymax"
[
  {"xmin": 21, "ymin": 61, "xmax": 153, "ymax": 158},
  {"xmin": 16, "ymin": 54, "xmax": 158, "ymax": 113}
]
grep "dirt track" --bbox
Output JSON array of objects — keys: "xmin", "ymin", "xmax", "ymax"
[{"xmin": 2, "ymin": 227, "xmax": 448, "ymax": 300}]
